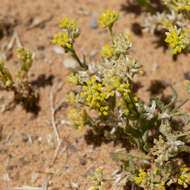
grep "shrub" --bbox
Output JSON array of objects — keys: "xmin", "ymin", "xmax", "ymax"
[{"xmin": 52, "ymin": 9, "xmax": 190, "ymax": 189}]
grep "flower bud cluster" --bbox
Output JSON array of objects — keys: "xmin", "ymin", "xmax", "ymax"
[
  {"xmin": 97, "ymin": 9, "xmax": 119, "ymax": 29},
  {"xmin": 177, "ymin": 168, "xmax": 190, "ymax": 188},
  {"xmin": 52, "ymin": 17, "xmax": 80, "ymax": 49},
  {"xmin": 87, "ymin": 168, "xmax": 104, "ymax": 190},
  {"xmin": 162, "ymin": 0, "xmax": 190, "ymax": 13},
  {"xmin": 165, "ymin": 25, "xmax": 190, "ymax": 54},
  {"xmin": 68, "ymin": 108, "xmax": 89, "ymax": 131}
]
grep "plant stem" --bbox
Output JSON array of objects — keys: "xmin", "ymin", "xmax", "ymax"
[
  {"xmin": 70, "ymin": 47, "xmax": 88, "ymax": 70},
  {"xmin": 109, "ymin": 26, "xmax": 114, "ymax": 44},
  {"xmin": 172, "ymin": 96, "xmax": 190, "ymax": 113}
]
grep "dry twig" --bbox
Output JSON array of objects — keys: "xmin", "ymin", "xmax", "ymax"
[
  {"xmin": 7, "ymin": 179, "xmax": 48, "ymax": 190},
  {"xmin": 49, "ymin": 84, "xmax": 66, "ymax": 164}
]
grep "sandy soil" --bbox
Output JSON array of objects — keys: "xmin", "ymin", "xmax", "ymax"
[{"xmin": 0, "ymin": 0, "xmax": 190, "ymax": 189}]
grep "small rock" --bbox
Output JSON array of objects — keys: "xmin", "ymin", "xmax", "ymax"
[
  {"xmin": 152, "ymin": 62, "xmax": 158, "ymax": 72},
  {"xmin": 37, "ymin": 45, "xmax": 45, "ymax": 51},
  {"xmin": 77, "ymin": 7, "xmax": 89, "ymax": 16},
  {"xmin": 89, "ymin": 50, "xmax": 97, "ymax": 57},
  {"xmin": 70, "ymin": 182, "xmax": 79, "ymax": 188},
  {"xmin": 90, "ymin": 18, "xmax": 98, "ymax": 29},
  {"xmin": 6, "ymin": 165, "xmax": 17, "ymax": 170},
  {"xmin": 66, "ymin": 143, "xmax": 78, "ymax": 152},
  {"xmin": 53, "ymin": 46, "xmax": 64, "ymax": 55},
  {"xmin": 63, "ymin": 58, "xmax": 77, "ymax": 69},
  {"xmin": 30, "ymin": 73, "xmax": 35, "ymax": 77},
  {"xmin": 79, "ymin": 157, "xmax": 87, "ymax": 165},
  {"xmin": 184, "ymin": 72, "xmax": 190, "ymax": 80},
  {"xmin": 19, "ymin": 157, "xmax": 29, "ymax": 166},
  {"xmin": 3, "ymin": 173, "xmax": 11, "ymax": 181}
]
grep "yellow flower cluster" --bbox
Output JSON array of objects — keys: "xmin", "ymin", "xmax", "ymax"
[
  {"xmin": 0, "ymin": 61, "xmax": 13, "ymax": 87},
  {"xmin": 80, "ymin": 76, "xmax": 112, "ymax": 116},
  {"xmin": 156, "ymin": 182, "xmax": 165, "ymax": 190},
  {"xmin": 162, "ymin": 0, "xmax": 190, "ymax": 13},
  {"xmin": 59, "ymin": 16, "xmax": 80, "ymax": 39},
  {"xmin": 66, "ymin": 91, "xmax": 77, "ymax": 103},
  {"xmin": 101, "ymin": 44, "xmax": 113, "ymax": 59},
  {"xmin": 97, "ymin": 9, "xmax": 119, "ymax": 29},
  {"xmin": 165, "ymin": 25, "xmax": 190, "ymax": 54},
  {"xmin": 80, "ymin": 74, "xmax": 130, "ymax": 116},
  {"xmin": 52, "ymin": 17, "xmax": 80, "ymax": 49},
  {"xmin": 52, "ymin": 32, "xmax": 72, "ymax": 48},
  {"xmin": 118, "ymin": 93, "xmax": 136, "ymax": 115},
  {"xmin": 68, "ymin": 108, "xmax": 88, "ymax": 131},
  {"xmin": 134, "ymin": 168, "xmax": 166, "ymax": 190},
  {"xmin": 134, "ymin": 169, "xmax": 147, "ymax": 185},
  {"xmin": 178, "ymin": 168, "xmax": 190, "ymax": 188},
  {"xmin": 87, "ymin": 168, "xmax": 104, "ymax": 190},
  {"xmin": 17, "ymin": 47, "xmax": 34, "ymax": 73},
  {"xmin": 66, "ymin": 72, "xmax": 79, "ymax": 85}
]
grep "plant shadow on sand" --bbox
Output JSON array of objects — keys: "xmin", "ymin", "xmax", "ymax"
[{"xmin": 2, "ymin": 74, "xmax": 55, "ymax": 116}]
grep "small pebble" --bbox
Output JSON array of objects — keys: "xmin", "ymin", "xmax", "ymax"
[
  {"xmin": 70, "ymin": 182, "xmax": 79, "ymax": 188},
  {"xmin": 152, "ymin": 62, "xmax": 158, "ymax": 72},
  {"xmin": 30, "ymin": 73, "xmax": 35, "ymax": 77},
  {"xmin": 90, "ymin": 18, "xmax": 98, "ymax": 29},
  {"xmin": 90, "ymin": 50, "xmax": 97, "ymax": 57},
  {"xmin": 184, "ymin": 72, "xmax": 190, "ymax": 80},
  {"xmin": 37, "ymin": 45, "xmax": 45, "ymax": 51},
  {"xmin": 3, "ymin": 173, "xmax": 11, "ymax": 181},
  {"xmin": 53, "ymin": 46, "xmax": 64, "ymax": 55},
  {"xmin": 66, "ymin": 143, "xmax": 78, "ymax": 152},
  {"xmin": 63, "ymin": 58, "xmax": 77, "ymax": 69},
  {"xmin": 79, "ymin": 157, "xmax": 87, "ymax": 165}
]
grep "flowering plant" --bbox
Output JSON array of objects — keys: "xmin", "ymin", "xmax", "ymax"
[
  {"xmin": 133, "ymin": 0, "xmax": 190, "ymax": 55},
  {"xmin": 52, "ymin": 9, "xmax": 190, "ymax": 190},
  {"xmin": 0, "ymin": 47, "xmax": 39, "ymax": 112}
]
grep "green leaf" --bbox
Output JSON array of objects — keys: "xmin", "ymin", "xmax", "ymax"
[
  {"xmin": 172, "ymin": 112, "xmax": 190, "ymax": 125},
  {"xmin": 150, "ymin": 96, "xmax": 165, "ymax": 112}
]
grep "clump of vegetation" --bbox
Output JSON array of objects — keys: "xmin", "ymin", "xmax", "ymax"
[
  {"xmin": 133, "ymin": 0, "xmax": 190, "ymax": 55},
  {"xmin": 0, "ymin": 47, "xmax": 39, "ymax": 112},
  {"xmin": 52, "ymin": 9, "xmax": 190, "ymax": 189}
]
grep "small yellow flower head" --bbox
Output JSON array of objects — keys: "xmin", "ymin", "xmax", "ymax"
[
  {"xmin": 52, "ymin": 16, "xmax": 80, "ymax": 49},
  {"xmin": 184, "ymin": 80, "xmax": 190, "ymax": 85},
  {"xmin": 101, "ymin": 44, "xmax": 113, "ymax": 59},
  {"xmin": 97, "ymin": 9, "xmax": 119, "ymax": 29},
  {"xmin": 66, "ymin": 72, "xmax": 79, "ymax": 85},
  {"xmin": 177, "ymin": 167, "xmax": 190, "ymax": 188},
  {"xmin": 68, "ymin": 109, "xmax": 89, "ymax": 130},
  {"xmin": 96, "ymin": 168, "xmax": 102, "ymax": 173},
  {"xmin": 134, "ymin": 169, "xmax": 148, "ymax": 186},
  {"xmin": 0, "ymin": 61, "xmax": 13, "ymax": 86},
  {"xmin": 165, "ymin": 25, "xmax": 190, "ymax": 54},
  {"xmin": 52, "ymin": 32, "xmax": 72, "ymax": 49},
  {"xmin": 17, "ymin": 47, "xmax": 34, "ymax": 73},
  {"xmin": 139, "ymin": 71, "xmax": 144, "ymax": 76},
  {"xmin": 88, "ymin": 167, "xmax": 104, "ymax": 190},
  {"xmin": 156, "ymin": 184, "xmax": 165, "ymax": 190},
  {"xmin": 59, "ymin": 16, "xmax": 80, "ymax": 39},
  {"xmin": 162, "ymin": 0, "xmax": 190, "ymax": 13}
]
